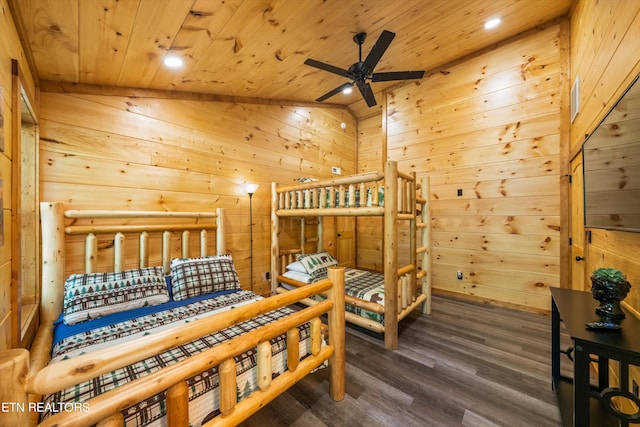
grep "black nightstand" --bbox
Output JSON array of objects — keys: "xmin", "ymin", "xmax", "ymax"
[{"xmin": 551, "ymin": 287, "xmax": 640, "ymax": 426}]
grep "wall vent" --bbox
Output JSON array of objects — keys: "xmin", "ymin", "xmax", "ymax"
[{"xmin": 571, "ymin": 76, "xmax": 580, "ymax": 123}]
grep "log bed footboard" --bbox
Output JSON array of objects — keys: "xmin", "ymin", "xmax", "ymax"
[
  {"xmin": 1, "ymin": 273, "xmax": 345, "ymax": 427},
  {"xmin": 0, "ymin": 202, "xmax": 346, "ymax": 427}
]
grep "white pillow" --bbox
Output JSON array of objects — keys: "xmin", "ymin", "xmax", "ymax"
[
  {"xmin": 282, "ymin": 270, "xmax": 313, "ymax": 284},
  {"xmin": 285, "ymin": 261, "xmax": 307, "ymax": 273}
]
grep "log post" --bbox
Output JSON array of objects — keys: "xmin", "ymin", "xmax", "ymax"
[
  {"xmin": 348, "ymin": 184, "xmax": 355, "ymax": 207},
  {"xmin": 317, "ymin": 215, "xmax": 323, "ymax": 253},
  {"xmin": 257, "ymin": 341, "xmax": 272, "ymax": 391},
  {"xmin": 166, "ymin": 381, "xmax": 189, "ymax": 427},
  {"xmin": 114, "ymin": 232, "xmax": 125, "ymax": 272},
  {"xmin": 200, "ymin": 230, "xmax": 208, "ymax": 257},
  {"xmin": 86, "ymin": 233, "xmax": 97, "ymax": 273},
  {"xmin": 139, "ymin": 231, "xmax": 149, "ymax": 268},
  {"xmin": 218, "ymin": 358, "xmax": 237, "ymax": 415},
  {"xmin": 271, "ymin": 183, "xmax": 280, "ymax": 294},
  {"xmin": 181, "ymin": 231, "xmax": 190, "ymax": 258},
  {"xmin": 162, "ymin": 231, "xmax": 171, "ymax": 274},
  {"xmin": 310, "ymin": 317, "xmax": 322, "ymax": 356},
  {"xmin": 401, "ymin": 275, "xmax": 409, "ymax": 309},
  {"xmin": 410, "ymin": 171, "xmax": 417, "ymax": 300},
  {"xmin": 40, "ymin": 201, "xmax": 65, "ymax": 323},
  {"xmin": 326, "ymin": 266, "xmax": 345, "ymax": 401},
  {"xmin": 384, "ymin": 161, "xmax": 399, "ymax": 350},
  {"xmin": 216, "ymin": 208, "xmax": 226, "ymax": 255},
  {"xmin": 0, "ymin": 349, "xmax": 30, "ymax": 427},
  {"xmin": 421, "ymin": 176, "xmax": 432, "ymax": 314},
  {"xmin": 286, "ymin": 327, "xmax": 300, "ymax": 372}
]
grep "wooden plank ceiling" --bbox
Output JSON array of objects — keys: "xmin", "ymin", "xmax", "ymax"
[{"xmin": 11, "ymin": 0, "xmax": 573, "ymax": 119}]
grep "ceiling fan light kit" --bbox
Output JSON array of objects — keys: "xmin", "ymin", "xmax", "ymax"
[{"xmin": 304, "ymin": 30, "xmax": 425, "ymax": 107}]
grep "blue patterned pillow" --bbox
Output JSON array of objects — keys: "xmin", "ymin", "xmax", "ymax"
[
  {"xmin": 63, "ymin": 267, "xmax": 169, "ymax": 325},
  {"xmin": 170, "ymin": 255, "xmax": 241, "ymax": 301},
  {"xmin": 295, "ymin": 251, "xmax": 338, "ymax": 281}
]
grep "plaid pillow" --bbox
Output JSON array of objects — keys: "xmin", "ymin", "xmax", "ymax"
[
  {"xmin": 63, "ymin": 267, "xmax": 169, "ymax": 325},
  {"xmin": 295, "ymin": 251, "xmax": 338, "ymax": 281},
  {"xmin": 170, "ymin": 255, "xmax": 241, "ymax": 301}
]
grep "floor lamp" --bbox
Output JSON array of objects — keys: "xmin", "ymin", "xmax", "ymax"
[{"xmin": 245, "ymin": 183, "xmax": 259, "ymax": 291}]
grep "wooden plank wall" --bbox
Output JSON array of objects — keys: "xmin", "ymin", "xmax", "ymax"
[
  {"xmin": 0, "ymin": 0, "xmax": 37, "ymax": 351},
  {"xmin": 39, "ymin": 90, "xmax": 356, "ymax": 296},
  {"xmin": 382, "ymin": 23, "xmax": 563, "ymax": 312},
  {"xmin": 356, "ymin": 114, "xmax": 383, "ymax": 270},
  {"xmin": 569, "ymin": 0, "xmax": 640, "ymax": 313}
]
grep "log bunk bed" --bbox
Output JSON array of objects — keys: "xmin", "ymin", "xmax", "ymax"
[
  {"xmin": 0, "ymin": 202, "xmax": 345, "ymax": 427},
  {"xmin": 270, "ymin": 161, "xmax": 431, "ymax": 350}
]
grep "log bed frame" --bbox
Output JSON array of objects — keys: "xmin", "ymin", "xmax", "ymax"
[
  {"xmin": 0, "ymin": 202, "xmax": 345, "ymax": 427},
  {"xmin": 270, "ymin": 161, "xmax": 431, "ymax": 350}
]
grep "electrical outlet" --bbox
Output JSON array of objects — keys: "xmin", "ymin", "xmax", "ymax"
[
  {"xmin": 457, "ymin": 189, "xmax": 463, "ymax": 196},
  {"xmin": 457, "ymin": 271, "xmax": 463, "ymax": 280},
  {"xmin": 262, "ymin": 271, "xmax": 270, "ymax": 281},
  {"xmin": 332, "ymin": 166, "xmax": 341, "ymax": 175}
]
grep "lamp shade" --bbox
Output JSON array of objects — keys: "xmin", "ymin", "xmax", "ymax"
[{"xmin": 245, "ymin": 183, "xmax": 259, "ymax": 195}]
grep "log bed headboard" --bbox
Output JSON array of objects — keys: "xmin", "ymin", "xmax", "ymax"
[{"xmin": 39, "ymin": 202, "xmax": 226, "ymax": 324}]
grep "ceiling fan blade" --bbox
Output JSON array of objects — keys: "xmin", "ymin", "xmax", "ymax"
[
  {"xmin": 363, "ymin": 30, "xmax": 395, "ymax": 71},
  {"xmin": 371, "ymin": 70, "xmax": 425, "ymax": 82},
  {"xmin": 356, "ymin": 81, "xmax": 377, "ymax": 107},
  {"xmin": 316, "ymin": 82, "xmax": 354, "ymax": 102},
  {"xmin": 304, "ymin": 58, "xmax": 350, "ymax": 78}
]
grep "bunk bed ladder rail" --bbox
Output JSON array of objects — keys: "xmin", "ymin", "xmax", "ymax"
[{"xmin": 417, "ymin": 176, "xmax": 432, "ymax": 314}]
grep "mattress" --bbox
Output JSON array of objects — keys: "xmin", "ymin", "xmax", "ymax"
[
  {"xmin": 341, "ymin": 268, "xmax": 385, "ymax": 323},
  {"xmin": 281, "ymin": 268, "xmax": 385, "ymax": 324}
]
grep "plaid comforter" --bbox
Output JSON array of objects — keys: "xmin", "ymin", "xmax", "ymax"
[
  {"xmin": 42, "ymin": 291, "xmax": 314, "ymax": 426},
  {"xmin": 341, "ymin": 269, "xmax": 385, "ymax": 323}
]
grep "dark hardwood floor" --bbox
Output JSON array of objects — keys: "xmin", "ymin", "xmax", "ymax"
[{"xmin": 241, "ymin": 294, "xmax": 563, "ymax": 426}]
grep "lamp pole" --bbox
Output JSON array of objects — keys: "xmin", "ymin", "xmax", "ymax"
[
  {"xmin": 249, "ymin": 191, "xmax": 254, "ymax": 292},
  {"xmin": 245, "ymin": 184, "xmax": 259, "ymax": 291}
]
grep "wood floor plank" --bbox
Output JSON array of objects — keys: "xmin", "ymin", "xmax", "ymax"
[{"xmin": 242, "ymin": 294, "xmax": 562, "ymax": 426}]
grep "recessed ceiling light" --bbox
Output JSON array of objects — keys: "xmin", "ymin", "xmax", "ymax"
[
  {"xmin": 163, "ymin": 55, "xmax": 183, "ymax": 68},
  {"xmin": 484, "ymin": 17, "xmax": 502, "ymax": 30}
]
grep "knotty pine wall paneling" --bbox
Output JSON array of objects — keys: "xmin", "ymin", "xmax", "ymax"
[
  {"xmin": 356, "ymin": 114, "xmax": 384, "ymax": 270},
  {"xmin": 569, "ymin": 0, "xmax": 640, "ymax": 314},
  {"xmin": 0, "ymin": 0, "xmax": 37, "ymax": 351},
  {"xmin": 39, "ymin": 91, "xmax": 356, "ymax": 296},
  {"xmin": 383, "ymin": 23, "xmax": 563, "ymax": 312}
]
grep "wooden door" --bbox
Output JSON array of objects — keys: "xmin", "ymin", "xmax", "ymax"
[
  {"xmin": 336, "ymin": 217, "xmax": 355, "ymax": 267},
  {"xmin": 571, "ymin": 155, "xmax": 586, "ymax": 290}
]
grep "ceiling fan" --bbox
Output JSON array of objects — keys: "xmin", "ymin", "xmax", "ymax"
[{"xmin": 304, "ymin": 30, "xmax": 425, "ymax": 107}]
